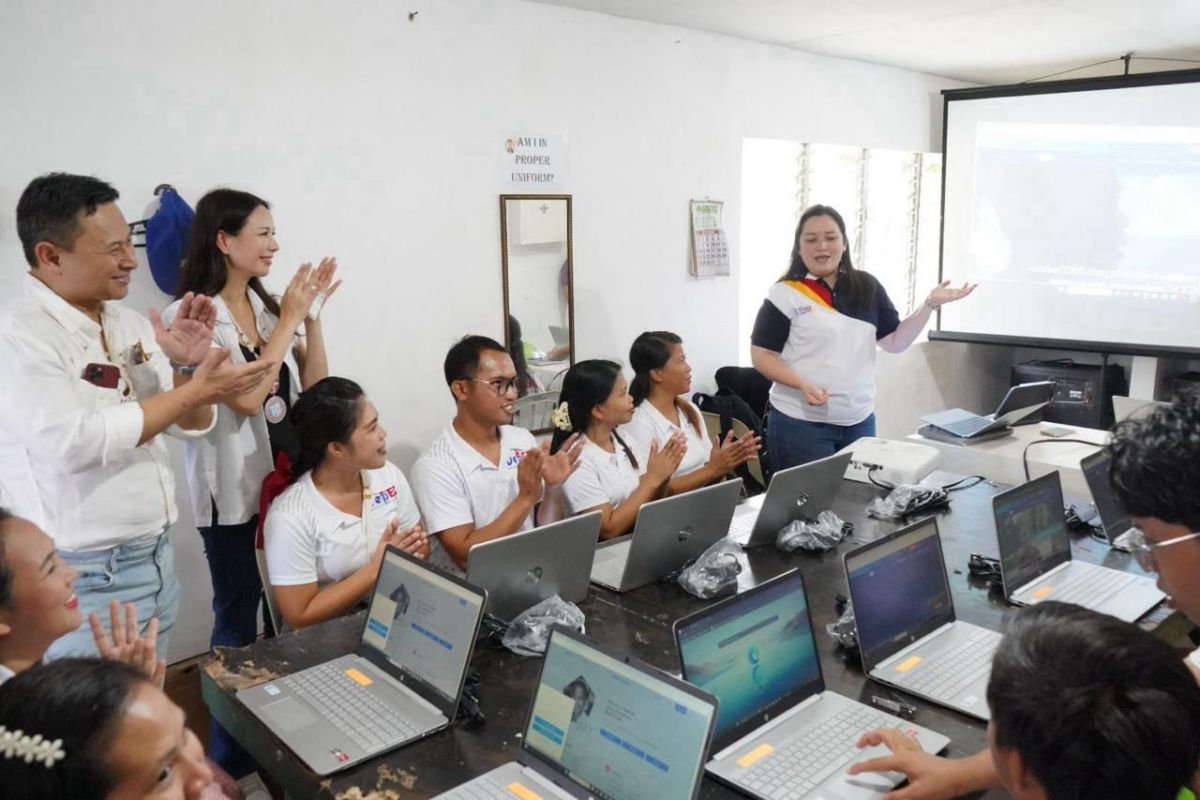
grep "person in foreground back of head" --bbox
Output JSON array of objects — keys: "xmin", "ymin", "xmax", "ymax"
[{"xmin": 0, "ymin": 658, "xmax": 235, "ymax": 799}]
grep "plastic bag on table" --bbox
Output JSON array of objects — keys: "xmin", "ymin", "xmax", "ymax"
[
  {"xmin": 776, "ymin": 510, "xmax": 852, "ymax": 552},
  {"xmin": 678, "ymin": 538, "xmax": 743, "ymax": 599},
  {"xmin": 501, "ymin": 594, "xmax": 585, "ymax": 656},
  {"xmin": 866, "ymin": 484, "xmax": 949, "ymax": 520},
  {"xmin": 826, "ymin": 600, "xmax": 859, "ymax": 651}
]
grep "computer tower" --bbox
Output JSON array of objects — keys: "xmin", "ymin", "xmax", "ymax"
[{"xmin": 1011, "ymin": 360, "xmax": 1127, "ymax": 430}]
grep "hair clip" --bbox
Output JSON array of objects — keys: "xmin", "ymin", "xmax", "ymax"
[
  {"xmin": 0, "ymin": 726, "xmax": 66, "ymax": 768},
  {"xmin": 551, "ymin": 402, "xmax": 572, "ymax": 431}
]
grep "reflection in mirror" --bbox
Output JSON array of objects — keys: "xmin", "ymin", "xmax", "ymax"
[{"xmin": 501, "ymin": 195, "xmax": 573, "ymax": 435}]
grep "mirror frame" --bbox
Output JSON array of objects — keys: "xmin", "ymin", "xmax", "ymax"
[{"xmin": 499, "ymin": 194, "xmax": 575, "ymax": 432}]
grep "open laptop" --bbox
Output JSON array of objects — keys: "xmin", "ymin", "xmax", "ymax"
[
  {"xmin": 992, "ymin": 472, "xmax": 1164, "ymax": 622},
  {"xmin": 844, "ymin": 518, "xmax": 1001, "ymax": 721},
  {"xmin": 1079, "ymin": 450, "xmax": 1136, "ymax": 551},
  {"xmin": 728, "ymin": 450, "xmax": 853, "ymax": 547},
  {"xmin": 591, "ymin": 478, "xmax": 742, "ymax": 592},
  {"xmin": 919, "ymin": 395, "xmax": 1050, "ymax": 445},
  {"xmin": 467, "ymin": 511, "xmax": 602, "ymax": 621},
  {"xmin": 549, "ymin": 324, "xmax": 570, "ymax": 346},
  {"xmin": 435, "ymin": 625, "xmax": 718, "ymax": 800},
  {"xmin": 673, "ymin": 569, "xmax": 950, "ymax": 800},
  {"xmin": 238, "ymin": 546, "xmax": 486, "ymax": 775}
]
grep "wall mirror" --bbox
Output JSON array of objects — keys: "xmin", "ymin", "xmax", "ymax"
[{"xmin": 501, "ymin": 194, "xmax": 573, "ymax": 435}]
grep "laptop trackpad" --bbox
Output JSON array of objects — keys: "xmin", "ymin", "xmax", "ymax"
[
  {"xmin": 263, "ymin": 697, "xmax": 318, "ymax": 731},
  {"xmin": 819, "ymin": 746, "xmax": 905, "ymax": 799}
]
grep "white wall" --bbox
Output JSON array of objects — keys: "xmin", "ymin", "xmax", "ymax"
[{"xmin": 0, "ymin": 0, "xmax": 965, "ymax": 659}]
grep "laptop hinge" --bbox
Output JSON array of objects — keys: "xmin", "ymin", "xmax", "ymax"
[
  {"xmin": 712, "ymin": 693, "xmax": 821, "ymax": 762},
  {"xmin": 1017, "ymin": 560, "xmax": 1071, "ymax": 595},
  {"xmin": 366, "ymin": 659, "xmax": 447, "ymax": 718},
  {"xmin": 876, "ymin": 622, "xmax": 956, "ymax": 669}
]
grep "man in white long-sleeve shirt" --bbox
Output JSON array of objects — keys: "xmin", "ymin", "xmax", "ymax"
[{"xmin": 0, "ymin": 173, "xmax": 275, "ymax": 658}]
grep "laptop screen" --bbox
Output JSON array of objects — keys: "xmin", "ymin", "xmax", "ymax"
[
  {"xmin": 676, "ymin": 570, "xmax": 820, "ymax": 745},
  {"xmin": 845, "ymin": 519, "xmax": 955, "ymax": 669},
  {"xmin": 524, "ymin": 631, "xmax": 715, "ymax": 800},
  {"xmin": 361, "ymin": 550, "xmax": 484, "ymax": 706},
  {"xmin": 993, "ymin": 472, "xmax": 1071, "ymax": 593},
  {"xmin": 1080, "ymin": 451, "xmax": 1132, "ymax": 541}
]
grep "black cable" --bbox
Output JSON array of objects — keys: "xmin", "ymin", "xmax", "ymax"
[
  {"xmin": 1021, "ymin": 439, "xmax": 1096, "ymax": 482},
  {"xmin": 867, "ymin": 466, "xmax": 986, "ymax": 493}
]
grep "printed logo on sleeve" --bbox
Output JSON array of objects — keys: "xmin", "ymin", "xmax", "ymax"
[
  {"xmin": 795, "ymin": 305, "xmax": 812, "ymax": 317},
  {"xmin": 372, "ymin": 486, "xmax": 399, "ymax": 506},
  {"xmin": 504, "ymin": 448, "xmax": 529, "ymax": 468}
]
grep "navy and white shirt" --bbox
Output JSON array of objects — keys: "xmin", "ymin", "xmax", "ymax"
[{"xmin": 751, "ymin": 271, "xmax": 899, "ymax": 426}]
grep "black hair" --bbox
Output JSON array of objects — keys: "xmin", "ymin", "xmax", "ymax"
[
  {"xmin": 15, "ymin": 173, "xmax": 120, "ymax": 268},
  {"xmin": 781, "ymin": 204, "xmax": 874, "ymax": 312},
  {"xmin": 0, "ymin": 658, "xmax": 149, "ymax": 800},
  {"xmin": 443, "ymin": 335, "xmax": 508, "ymax": 390},
  {"xmin": 549, "ymin": 360, "xmax": 638, "ymax": 469},
  {"xmin": 628, "ymin": 331, "xmax": 701, "ymax": 435},
  {"xmin": 507, "ymin": 316, "xmax": 537, "ymax": 399},
  {"xmin": 289, "ymin": 377, "xmax": 366, "ymax": 482},
  {"xmin": 175, "ymin": 188, "xmax": 281, "ymax": 317},
  {"xmin": 987, "ymin": 601, "xmax": 1200, "ymax": 800},
  {"xmin": 1108, "ymin": 387, "xmax": 1200, "ymax": 530},
  {"xmin": 0, "ymin": 508, "xmax": 12, "ymax": 608}
]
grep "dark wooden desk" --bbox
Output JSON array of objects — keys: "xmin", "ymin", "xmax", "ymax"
[{"xmin": 203, "ymin": 475, "xmax": 1173, "ymax": 799}]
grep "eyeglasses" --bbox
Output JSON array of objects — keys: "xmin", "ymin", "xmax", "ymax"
[
  {"xmin": 463, "ymin": 377, "xmax": 519, "ymax": 397},
  {"xmin": 1124, "ymin": 528, "xmax": 1200, "ymax": 572}
]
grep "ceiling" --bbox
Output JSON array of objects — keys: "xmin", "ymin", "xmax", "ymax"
[{"xmin": 526, "ymin": 0, "xmax": 1200, "ymax": 85}]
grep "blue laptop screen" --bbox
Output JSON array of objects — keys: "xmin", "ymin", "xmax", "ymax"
[
  {"xmin": 993, "ymin": 474, "xmax": 1071, "ymax": 592},
  {"xmin": 676, "ymin": 572, "xmax": 819, "ymax": 738}
]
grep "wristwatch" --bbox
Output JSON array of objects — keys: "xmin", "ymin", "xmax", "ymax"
[
  {"xmin": 924, "ymin": 296, "xmax": 941, "ymax": 311},
  {"xmin": 170, "ymin": 359, "xmax": 199, "ymax": 376}
]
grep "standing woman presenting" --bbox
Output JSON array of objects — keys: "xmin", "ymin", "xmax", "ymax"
[{"xmin": 751, "ymin": 205, "xmax": 973, "ymax": 469}]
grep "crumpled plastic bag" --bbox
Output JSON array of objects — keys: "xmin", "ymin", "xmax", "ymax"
[
  {"xmin": 678, "ymin": 538, "xmax": 743, "ymax": 599},
  {"xmin": 826, "ymin": 600, "xmax": 858, "ymax": 651},
  {"xmin": 866, "ymin": 484, "xmax": 950, "ymax": 520},
  {"xmin": 776, "ymin": 510, "xmax": 852, "ymax": 552},
  {"xmin": 501, "ymin": 594, "xmax": 585, "ymax": 656}
]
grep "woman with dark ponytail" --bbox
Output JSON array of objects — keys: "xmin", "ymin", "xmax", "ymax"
[
  {"xmin": 751, "ymin": 204, "xmax": 974, "ymax": 469},
  {"xmin": 263, "ymin": 378, "xmax": 428, "ymax": 630},
  {"xmin": 623, "ymin": 331, "xmax": 761, "ymax": 495},
  {"xmin": 550, "ymin": 360, "xmax": 686, "ymax": 539}
]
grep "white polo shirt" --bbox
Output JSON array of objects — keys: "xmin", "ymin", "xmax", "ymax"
[
  {"xmin": 562, "ymin": 435, "xmax": 642, "ymax": 515},
  {"xmin": 0, "ymin": 274, "xmax": 215, "ymax": 551},
  {"xmin": 620, "ymin": 398, "xmax": 713, "ymax": 479},
  {"xmin": 411, "ymin": 424, "xmax": 538, "ymax": 575},
  {"xmin": 263, "ymin": 463, "xmax": 420, "ymax": 587}
]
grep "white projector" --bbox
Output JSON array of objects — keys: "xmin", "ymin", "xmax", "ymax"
[{"xmin": 838, "ymin": 437, "xmax": 940, "ymax": 486}]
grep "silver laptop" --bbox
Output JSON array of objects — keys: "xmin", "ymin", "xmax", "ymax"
[
  {"xmin": 1079, "ymin": 450, "xmax": 1136, "ymax": 551},
  {"xmin": 435, "ymin": 625, "xmax": 718, "ymax": 800},
  {"xmin": 918, "ymin": 400, "xmax": 1049, "ymax": 442},
  {"xmin": 992, "ymin": 472, "xmax": 1164, "ymax": 622},
  {"xmin": 238, "ymin": 547, "xmax": 486, "ymax": 775},
  {"xmin": 1112, "ymin": 395, "xmax": 1167, "ymax": 422},
  {"xmin": 674, "ymin": 569, "xmax": 950, "ymax": 800},
  {"xmin": 844, "ymin": 518, "xmax": 1001, "ymax": 721},
  {"xmin": 467, "ymin": 511, "xmax": 602, "ymax": 621},
  {"xmin": 549, "ymin": 324, "xmax": 569, "ymax": 346},
  {"xmin": 591, "ymin": 478, "xmax": 742, "ymax": 592},
  {"xmin": 728, "ymin": 450, "xmax": 853, "ymax": 547}
]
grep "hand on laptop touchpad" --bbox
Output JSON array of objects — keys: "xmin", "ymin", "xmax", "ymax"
[
  {"xmin": 820, "ymin": 746, "xmax": 906, "ymax": 799},
  {"xmin": 263, "ymin": 697, "xmax": 319, "ymax": 731}
]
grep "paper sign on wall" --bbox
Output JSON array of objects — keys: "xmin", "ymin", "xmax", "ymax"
[
  {"xmin": 501, "ymin": 131, "xmax": 569, "ymax": 190},
  {"xmin": 690, "ymin": 199, "xmax": 730, "ymax": 277}
]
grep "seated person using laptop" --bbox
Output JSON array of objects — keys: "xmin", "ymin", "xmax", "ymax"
[
  {"xmin": 622, "ymin": 331, "xmax": 761, "ymax": 495},
  {"xmin": 264, "ymin": 378, "xmax": 430, "ymax": 630},
  {"xmin": 412, "ymin": 336, "xmax": 583, "ymax": 575},
  {"xmin": 851, "ymin": 388, "xmax": 1200, "ymax": 798},
  {"xmin": 550, "ymin": 360, "xmax": 686, "ymax": 539}
]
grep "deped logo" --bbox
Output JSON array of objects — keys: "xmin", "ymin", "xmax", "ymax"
[
  {"xmin": 372, "ymin": 486, "xmax": 398, "ymax": 506},
  {"xmin": 505, "ymin": 448, "xmax": 529, "ymax": 468}
]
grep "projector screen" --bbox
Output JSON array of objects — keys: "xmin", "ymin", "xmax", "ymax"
[{"xmin": 938, "ymin": 73, "xmax": 1200, "ymax": 356}]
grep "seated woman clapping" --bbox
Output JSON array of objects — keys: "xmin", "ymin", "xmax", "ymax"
[{"xmin": 263, "ymin": 378, "xmax": 429, "ymax": 630}]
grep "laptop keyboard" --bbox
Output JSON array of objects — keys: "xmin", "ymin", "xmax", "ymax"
[
  {"xmin": 447, "ymin": 771, "xmax": 519, "ymax": 798},
  {"xmin": 892, "ymin": 628, "xmax": 1000, "ymax": 700},
  {"xmin": 728, "ymin": 510, "xmax": 759, "ymax": 544},
  {"xmin": 742, "ymin": 703, "xmax": 909, "ymax": 799},
  {"xmin": 281, "ymin": 662, "xmax": 421, "ymax": 753},
  {"xmin": 934, "ymin": 415, "xmax": 992, "ymax": 437},
  {"xmin": 1040, "ymin": 568, "xmax": 1140, "ymax": 609},
  {"xmin": 591, "ymin": 541, "xmax": 631, "ymax": 586}
]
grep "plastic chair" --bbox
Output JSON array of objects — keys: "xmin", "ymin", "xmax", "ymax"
[
  {"xmin": 702, "ymin": 411, "xmax": 766, "ymax": 489},
  {"xmin": 512, "ymin": 390, "xmax": 560, "ymax": 430}
]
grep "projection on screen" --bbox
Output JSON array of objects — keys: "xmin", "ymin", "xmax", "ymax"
[{"xmin": 939, "ymin": 80, "xmax": 1200, "ymax": 352}]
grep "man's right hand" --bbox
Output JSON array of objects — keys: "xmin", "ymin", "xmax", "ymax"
[
  {"xmin": 192, "ymin": 347, "xmax": 278, "ymax": 404},
  {"xmin": 516, "ymin": 447, "xmax": 546, "ymax": 503},
  {"xmin": 846, "ymin": 729, "xmax": 986, "ymax": 800}
]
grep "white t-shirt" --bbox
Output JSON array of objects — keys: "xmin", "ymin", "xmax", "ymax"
[
  {"xmin": 411, "ymin": 424, "xmax": 539, "ymax": 575},
  {"xmin": 620, "ymin": 398, "xmax": 713, "ymax": 479},
  {"xmin": 562, "ymin": 435, "xmax": 642, "ymax": 515},
  {"xmin": 263, "ymin": 463, "xmax": 420, "ymax": 587}
]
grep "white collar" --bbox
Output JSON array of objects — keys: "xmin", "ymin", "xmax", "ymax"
[{"xmin": 24, "ymin": 272, "xmax": 117, "ymax": 336}]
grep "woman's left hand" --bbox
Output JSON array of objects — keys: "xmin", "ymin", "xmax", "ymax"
[{"xmin": 927, "ymin": 280, "xmax": 976, "ymax": 307}]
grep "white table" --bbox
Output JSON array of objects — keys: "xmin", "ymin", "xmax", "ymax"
[{"xmin": 907, "ymin": 421, "xmax": 1108, "ymax": 500}]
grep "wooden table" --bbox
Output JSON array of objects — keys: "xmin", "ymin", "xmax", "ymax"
[{"xmin": 202, "ymin": 473, "xmax": 1174, "ymax": 799}]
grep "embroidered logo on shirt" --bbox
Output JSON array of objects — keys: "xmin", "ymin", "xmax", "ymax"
[
  {"xmin": 504, "ymin": 449, "xmax": 529, "ymax": 468},
  {"xmin": 795, "ymin": 305, "xmax": 812, "ymax": 316},
  {"xmin": 372, "ymin": 486, "xmax": 399, "ymax": 506}
]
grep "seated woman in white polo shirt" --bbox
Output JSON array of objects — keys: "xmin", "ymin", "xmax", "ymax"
[
  {"xmin": 263, "ymin": 377, "xmax": 429, "ymax": 630},
  {"xmin": 551, "ymin": 360, "xmax": 686, "ymax": 540},
  {"xmin": 622, "ymin": 331, "xmax": 761, "ymax": 495}
]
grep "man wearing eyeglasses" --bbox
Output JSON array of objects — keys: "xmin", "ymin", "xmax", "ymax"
[{"xmin": 412, "ymin": 335, "xmax": 583, "ymax": 576}]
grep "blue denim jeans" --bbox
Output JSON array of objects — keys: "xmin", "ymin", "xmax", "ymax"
[
  {"xmin": 46, "ymin": 530, "xmax": 180, "ymax": 660},
  {"xmin": 768, "ymin": 406, "xmax": 877, "ymax": 471}
]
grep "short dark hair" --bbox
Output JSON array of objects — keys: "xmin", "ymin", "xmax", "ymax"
[
  {"xmin": 0, "ymin": 658, "xmax": 149, "ymax": 799},
  {"xmin": 443, "ymin": 335, "xmax": 508, "ymax": 387},
  {"xmin": 0, "ymin": 508, "xmax": 13, "ymax": 607},
  {"xmin": 987, "ymin": 601, "xmax": 1200, "ymax": 800},
  {"xmin": 16, "ymin": 173, "xmax": 120, "ymax": 268},
  {"xmin": 1108, "ymin": 387, "xmax": 1200, "ymax": 530}
]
